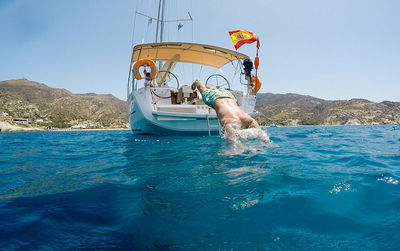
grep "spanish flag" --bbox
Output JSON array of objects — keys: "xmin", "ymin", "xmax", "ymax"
[{"xmin": 229, "ymin": 30, "xmax": 259, "ymax": 50}]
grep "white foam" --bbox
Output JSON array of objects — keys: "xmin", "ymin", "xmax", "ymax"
[
  {"xmin": 329, "ymin": 183, "xmax": 352, "ymax": 194},
  {"xmin": 219, "ymin": 127, "xmax": 277, "ymax": 155},
  {"xmin": 222, "ymin": 127, "xmax": 270, "ymax": 142},
  {"xmin": 230, "ymin": 197, "xmax": 260, "ymax": 210},
  {"xmin": 237, "ymin": 128, "xmax": 262, "ymax": 139},
  {"xmin": 377, "ymin": 176, "xmax": 399, "ymax": 185}
]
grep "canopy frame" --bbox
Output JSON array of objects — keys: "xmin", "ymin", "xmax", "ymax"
[{"xmin": 132, "ymin": 42, "xmax": 249, "ymax": 69}]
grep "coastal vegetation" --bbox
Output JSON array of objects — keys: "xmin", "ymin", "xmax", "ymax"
[
  {"xmin": 1, "ymin": 79, "xmax": 399, "ymax": 132},
  {"xmin": 0, "ymin": 79, "xmax": 128, "ymax": 131},
  {"xmin": 255, "ymin": 93, "xmax": 400, "ymax": 126}
]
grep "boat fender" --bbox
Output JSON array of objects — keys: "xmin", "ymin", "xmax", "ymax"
[
  {"xmin": 250, "ymin": 76, "xmax": 261, "ymax": 94},
  {"xmin": 132, "ymin": 59, "xmax": 157, "ymax": 80}
]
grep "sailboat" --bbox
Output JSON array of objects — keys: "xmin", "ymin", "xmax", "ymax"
[{"xmin": 127, "ymin": 1, "xmax": 261, "ymax": 135}]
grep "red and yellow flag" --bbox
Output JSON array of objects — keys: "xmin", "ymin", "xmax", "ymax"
[{"xmin": 229, "ymin": 30, "xmax": 259, "ymax": 50}]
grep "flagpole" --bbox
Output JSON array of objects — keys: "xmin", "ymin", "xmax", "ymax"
[
  {"xmin": 255, "ymin": 38, "xmax": 260, "ymax": 78},
  {"xmin": 255, "ymin": 48, "xmax": 259, "ymax": 78}
]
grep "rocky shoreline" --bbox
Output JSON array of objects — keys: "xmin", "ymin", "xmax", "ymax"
[
  {"xmin": 0, "ymin": 121, "xmax": 128, "ymax": 133},
  {"xmin": 0, "ymin": 79, "xmax": 128, "ymax": 130},
  {"xmin": 2, "ymin": 79, "xmax": 400, "ymax": 130},
  {"xmin": 2, "ymin": 121, "xmax": 398, "ymax": 133},
  {"xmin": 255, "ymin": 93, "xmax": 400, "ymax": 126}
]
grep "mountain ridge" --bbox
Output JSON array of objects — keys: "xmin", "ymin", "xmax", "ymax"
[
  {"xmin": 0, "ymin": 79, "xmax": 128, "ymax": 129},
  {"xmin": 1, "ymin": 79, "xmax": 399, "ymax": 131},
  {"xmin": 255, "ymin": 92, "xmax": 400, "ymax": 126}
]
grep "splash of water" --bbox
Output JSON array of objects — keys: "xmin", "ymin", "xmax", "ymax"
[{"xmin": 220, "ymin": 127, "xmax": 277, "ymax": 155}]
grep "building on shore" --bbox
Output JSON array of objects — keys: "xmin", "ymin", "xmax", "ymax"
[{"xmin": 14, "ymin": 118, "xmax": 29, "ymax": 124}]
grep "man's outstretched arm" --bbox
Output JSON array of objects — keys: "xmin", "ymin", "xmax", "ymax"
[{"xmin": 192, "ymin": 80, "xmax": 209, "ymax": 93}]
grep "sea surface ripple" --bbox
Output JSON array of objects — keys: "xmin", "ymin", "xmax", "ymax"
[{"xmin": 1, "ymin": 125, "xmax": 400, "ymax": 249}]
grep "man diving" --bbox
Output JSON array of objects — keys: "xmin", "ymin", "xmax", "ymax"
[{"xmin": 192, "ymin": 80, "xmax": 270, "ymax": 144}]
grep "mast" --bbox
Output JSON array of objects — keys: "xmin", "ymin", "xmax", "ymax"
[
  {"xmin": 158, "ymin": 0, "xmax": 166, "ymax": 70},
  {"xmin": 155, "ymin": 0, "xmax": 162, "ymax": 43},
  {"xmin": 160, "ymin": 0, "xmax": 166, "ymax": 43}
]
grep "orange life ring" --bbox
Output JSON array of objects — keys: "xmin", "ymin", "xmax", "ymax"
[
  {"xmin": 250, "ymin": 76, "xmax": 261, "ymax": 94},
  {"xmin": 132, "ymin": 59, "xmax": 157, "ymax": 80}
]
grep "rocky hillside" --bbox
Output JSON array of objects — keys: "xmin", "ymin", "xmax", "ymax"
[
  {"xmin": 1, "ymin": 79, "xmax": 399, "ymax": 130},
  {"xmin": 255, "ymin": 93, "xmax": 400, "ymax": 126},
  {"xmin": 0, "ymin": 79, "xmax": 128, "ymax": 128}
]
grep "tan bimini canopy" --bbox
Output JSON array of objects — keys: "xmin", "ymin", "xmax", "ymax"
[{"xmin": 132, "ymin": 42, "xmax": 249, "ymax": 68}]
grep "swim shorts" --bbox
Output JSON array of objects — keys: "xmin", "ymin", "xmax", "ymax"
[{"xmin": 201, "ymin": 87, "xmax": 237, "ymax": 108}]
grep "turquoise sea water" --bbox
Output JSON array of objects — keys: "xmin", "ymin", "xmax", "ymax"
[{"xmin": 1, "ymin": 125, "xmax": 400, "ymax": 249}]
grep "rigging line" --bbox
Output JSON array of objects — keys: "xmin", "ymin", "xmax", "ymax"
[
  {"xmin": 190, "ymin": 0, "xmax": 193, "ymax": 42},
  {"xmin": 127, "ymin": 6, "xmax": 139, "ymax": 91},
  {"xmin": 130, "ymin": 12, "xmax": 137, "ymax": 48},
  {"xmin": 143, "ymin": 1, "xmax": 154, "ymax": 44},
  {"xmin": 141, "ymin": 1, "xmax": 151, "ymax": 44},
  {"xmin": 218, "ymin": 68, "xmax": 227, "ymax": 86},
  {"xmin": 231, "ymin": 61, "xmax": 239, "ymax": 87},
  {"xmin": 147, "ymin": 0, "xmax": 154, "ymax": 43},
  {"xmin": 174, "ymin": 0, "xmax": 178, "ymax": 42},
  {"xmin": 142, "ymin": 15, "xmax": 153, "ymax": 44},
  {"xmin": 190, "ymin": 0, "xmax": 194, "ymax": 80},
  {"xmin": 136, "ymin": 11, "xmax": 192, "ymax": 22},
  {"xmin": 198, "ymin": 65, "xmax": 203, "ymax": 80},
  {"xmin": 163, "ymin": 18, "xmax": 193, "ymax": 22},
  {"xmin": 135, "ymin": 11, "xmax": 155, "ymax": 20}
]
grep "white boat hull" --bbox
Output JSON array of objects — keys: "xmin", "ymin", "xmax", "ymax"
[{"xmin": 128, "ymin": 88, "xmax": 222, "ymax": 135}]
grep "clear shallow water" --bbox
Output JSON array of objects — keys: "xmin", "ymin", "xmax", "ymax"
[{"xmin": 1, "ymin": 125, "xmax": 400, "ymax": 249}]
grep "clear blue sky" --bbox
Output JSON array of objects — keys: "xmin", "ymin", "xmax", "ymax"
[{"xmin": 1, "ymin": 0, "xmax": 399, "ymax": 102}]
